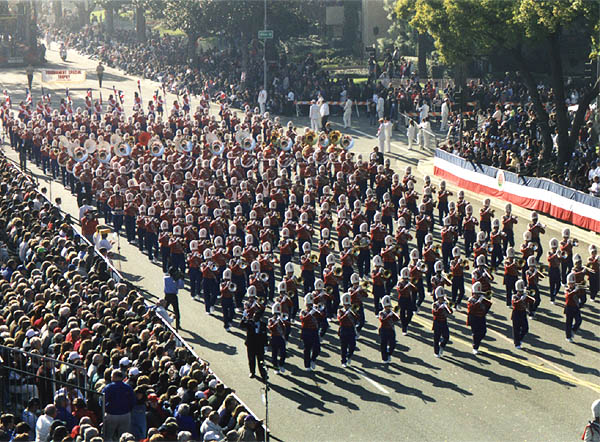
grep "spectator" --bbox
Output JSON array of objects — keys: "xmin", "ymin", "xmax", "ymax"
[
  {"xmin": 35, "ymin": 405, "xmax": 56, "ymax": 442},
  {"xmin": 102, "ymin": 369, "xmax": 136, "ymax": 441},
  {"xmin": 21, "ymin": 398, "xmax": 40, "ymax": 440}
]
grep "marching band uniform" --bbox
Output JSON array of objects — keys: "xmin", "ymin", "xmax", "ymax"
[
  {"xmin": 466, "ymin": 286, "xmax": 492, "ymax": 354},
  {"xmin": 563, "ymin": 275, "xmax": 583, "ymax": 342},
  {"xmin": 511, "ymin": 281, "xmax": 533, "ymax": 348},
  {"xmin": 378, "ymin": 297, "xmax": 400, "ymax": 363},
  {"xmin": 337, "ymin": 296, "xmax": 358, "ymax": 367},
  {"xmin": 432, "ymin": 296, "xmax": 452, "ymax": 357},
  {"xmin": 268, "ymin": 304, "xmax": 289, "ymax": 373},
  {"xmin": 503, "ymin": 249, "xmax": 520, "ymax": 307},
  {"xmin": 547, "ymin": 242, "xmax": 562, "ymax": 303},
  {"xmin": 300, "ymin": 296, "xmax": 324, "ymax": 371}
]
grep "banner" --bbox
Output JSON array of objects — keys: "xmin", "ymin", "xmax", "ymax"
[
  {"xmin": 41, "ymin": 69, "xmax": 86, "ymax": 83},
  {"xmin": 433, "ymin": 149, "xmax": 600, "ymax": 233}
]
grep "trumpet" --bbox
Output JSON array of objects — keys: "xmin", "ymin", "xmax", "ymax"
[
  {"xmin": 328, "ymin": 240, "xmax": 336, "ymax": 250},
  {"xmin": 239, "ymin": 259, "xmax": 248, "ymax": 270},
  {"xmin": 483, "ymin": 291, "xmax": 493, "ymax": 300},
  {"xmin": 571, "ymin": 239, "xmax": 579, "ymax": 247},
  {"xmin": 461, "ymin": 258, "xmax": 470, "ymax": 270},
  {"xmin": 487, "ymin": 244, "xmax": 494, "ymax": 254},
  {"xmin": 333, "ymin": 266, "xmax": 343, "ymax": 277},
  {"xmin": 259, "ymin": 272, "xmax": 270, "ymax": 283},
  {"xmin": 416, "ymin": 259, "xmax": 427, "ymax": 273},
  {"xmin": 559, "ymin": 251, "xmax": 569, "ymax": 260},
  {"xmin": 210, "ymin": 262, "xmax": 219, "ymax": 272},
  {"xmin": 228, "ymin": 282, "xmax": 237, "ymax": 292},
  {"xmin": 433, "ymin": 244, "xmax": 440, "ymax": 254},
  {"xmin": 310, "ymin": 254, "xmax": 319, "ymax": 264},
  {"xmin": 382, "ymin": 269, "xmax": 392, "ymax": 279},
  {"xmin": 532, "ymin": 243, "xmax": 539, "ymax": 252}
]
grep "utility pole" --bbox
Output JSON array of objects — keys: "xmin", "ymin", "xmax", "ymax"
[{"xmin": 263, "ymin": 0, "xmax": 267, "ymax": 92}]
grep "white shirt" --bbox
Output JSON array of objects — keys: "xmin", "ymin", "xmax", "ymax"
[
  {"xmin": 79, "ymin": 204, "xmax": 93, "ymax": 219},
  {"xmin": 377, "ymin": 97, "xmax": 385, "ymax": 112},
  {"xmin": 418, "ymin": 103, "xmax": 429, "ymax": 120},
  {"xmin": 441, "ymin": 102, "xmax": 449, "ymax": 116},
  {"xmin": 309, "ymin": 104, "xmax": 320, "ymax": 119},
  {"xmin": 258, "ymin": 89, "xmax": 267, "ymax": 104},
  {"xmin": 344, "ymin": 99, "xmax": 352, "ymax": 113},
  {"xmin": 287, "ymin": 91, "xmax": 294, "ymax": 102},
  {"xmin": 383, "ymin": 121, "xmax": 393, "ymax": 137},
  {"xmin": 320, "ymin": 102, "xmax": 329, "ymax": 117},
  {"xmin": 35, "ymin": 414, "xmax": 54, "ymax": 442}
]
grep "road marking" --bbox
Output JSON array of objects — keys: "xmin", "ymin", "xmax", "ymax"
[
  {"xmin": 351, "ymin": 367, "xmax": 390, "ymax": 394},
  {"xmin": 411, "ymin": 315, "xmax": 600, "ymax": 394}
]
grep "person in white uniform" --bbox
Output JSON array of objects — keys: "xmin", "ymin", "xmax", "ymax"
[{"xmin": 343, "ymin": 97, "xmax": 353, "ymax": 128}]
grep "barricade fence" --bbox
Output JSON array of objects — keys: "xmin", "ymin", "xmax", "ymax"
[
  {"xmin": 0, "ymin": 148, "xmax": 266, "ymax": 435},
  {"xmin": 0, "ymin": 345, "xmax": 105, "ymax": 438}
]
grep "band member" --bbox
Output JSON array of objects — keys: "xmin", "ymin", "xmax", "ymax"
[
  {"xmin": 408, "ymin": 250, "xmax": 426, "ymax": 309},
  {"xmin": 437, "ymin": 180, "xmax": 452, "ymax": 225},
  {"xmin": 520, "ymin": 231, "xmax": 536, "ymax": 281},
  {"xmin": 379, "ymin": 295, "xmax": 400, "ymax": 363},
  {"xmin": 337, "ymin": 293, "xmax": 358, "ymax": 368},
  {"xmin": 525, "ymin": 256, "xmax": 543, "ymax": 317},
  {"xmin": 504, "ymin": 247, "xmax": 520, "ymax": 307},
  {"xmin": 547, "ymin": 238, "xmax": 562, "ymax": 304},
  {"xmin": 450, "ymin": 247, "xmax": 466, "ymax": 309},
  {"xmin": 462, "ymin": 204, "xmax": 478, "ymax": 257},
  {"xmin": 240, "ymin": 310, "xmax": 268, "ymax": 380},
  {"xmin": 314, "ymin": 280, "xmax": 331, "ymax": 337},
  {"xmin": 395, "ymin": 268, "xmax": 416, "ymax": 335},
  {"xmin": 300, "ymin": 242, "xmax": 316, "ymax": 294},
  {"xmin": 268, "ymin": 302, "xmax": 289, "ymax": 374},
  {"xmin": 587, "ymin": 245, "xmax": 599, "ymax": 302},
  {"xmin": 466, "ymin": 282, "xmax": 492, "ymax": 355},
  {"xmin": 489, "ymin": 219, "xmax": 505, "ymax": 270},
  {"xmin": 354, "ymin": 223, "xmax": 371, "ymax": 278},
  {"xmin": 501, "ymin": 203, "xmax": 517, "ymax": 253},
  {"xmin": 440, "ymin": 216, "xmax": 456, "ymax": 272},
  {"xmin": 349, "ymin": 273, "xmax": 368, "ymax": 334},
  {"xmin": 371, "ymin": 256, "xmax": 386, "ymax": 314},
  {"xmin": 430, "ymin": 260, "xmax": 450, "ymax": 301},
  {"xmin": 340, "ymin": 238, "xmax": 355, "ymax": 291},
  {"xmin": 472, "ymin": 255, "xmax": 493, "ymax": 298},
  {"xmin": 511, "ymin": 279, "xmax": 534, "ymax": 349},
  {"xmin": 415, "ymin": 204, "xmax": 431, "ymax": 255},
  {"xmin": 528, "ymin": 211, "xmax": 545, "ymax": 261},
  {"xmin": 299, "ymin": 294, "xmax": 324, "ymax": 371},
  {"xmin": 432, "ymin": 288, "xmax": 453, "ymax": 358},
  {"xmin": 188, "ymin": 240, "xmax": 203, "ymax": 301},
  {"xmin": 422, "ymin": 233, "xmax": 439, "ymax": 293},
  {"xmin": 572, "ymin": 254, "xmax": 587, "ymax": 306},
  {"xmin": 201, "ymin": 249, "xmax": 219, "ymax": 314},
  {"xmin": 564, "ymin": 272, "xmax": 583, "ymax": 342},
  {"xmin": 559, "ymin": 228, "xmax": 575, "ymax": 284},
  {"xmin": 220, "ymin": 269, "xmax": 236, "ymax": 330},
  {"xmin": 479, "ymin": 198, "xmax": 494, "ymax": 235},
  {"xmin": 394, "ymin": 218, "xmax": 412, "ymax": 269},
  {"xmin": 381, "ymin": 235, "xmax": 399, "ymax": 289}
]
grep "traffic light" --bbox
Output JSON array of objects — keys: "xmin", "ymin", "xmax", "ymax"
[{"xmin": 584, "ymin": 61, "xmax": 595, "ymax": 85}]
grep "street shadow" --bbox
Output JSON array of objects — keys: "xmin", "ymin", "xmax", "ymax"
[
  {"xmin": 444, "ymin": 354, "xmax": 532, "ymax": 390},
  {"xmin": 181, "ymin": 328, "xmax": 238, "ymax": 356}
]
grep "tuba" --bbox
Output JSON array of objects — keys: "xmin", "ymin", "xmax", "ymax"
[
  {"xmin": 304, "ymin": 130, "xmax": 317, "ymax": 146},
  {"xmin": 182, "ymin": 139, "xmax": 194, "ymax": 153},
  {"xmin": 97, "ymin": 148, "xmax": 111, "ymax": 164},
  {"xmin": 209, "ymin": 140, "xmax": 225, "ymax": 156},
  {"xmin": 73, "ymin": 146, "xmax": 88, "ymax": 163},
  {"xmin": 328, "ymin": 130, "xmax": 342, "ymax": 145},
  {"xmin": 150, "ymin": 138, "xmax": 164, "ymax": 157},
  {"xmin": 110, "ymin": 133, "xmax": 122, "ymax": 145},
  {"xmin": 279, "ymin": 135, "xmax": 293, "ymax": 151},
  {"xmin": 340, "ymin": 135, "xmax": 354, "ymax": 150},
  {"xmin": 242, "ymin": 136, "xmax": 256, "ymax": 151},
  {"xmin": 318, "ymin": 132, "xmax": 329, "ymax": 148},
  {"xmin": 115, "ymin": 142, "xmax": 132, "ymax": 157}
]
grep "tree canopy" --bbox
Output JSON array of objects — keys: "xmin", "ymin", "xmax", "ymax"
[{"xmin": 395, "ymin": 0, "xmax": 600, "ymax": 165}]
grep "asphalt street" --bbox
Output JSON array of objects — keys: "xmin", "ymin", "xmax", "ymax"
[{"xmin": 1, "ymin": 45, "xmax": 599, "ymax": 442}]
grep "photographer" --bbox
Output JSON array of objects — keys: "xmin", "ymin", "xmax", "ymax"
[{"xmin": 164, "ymin": 266, "xmax": 185, "ymax": 331}]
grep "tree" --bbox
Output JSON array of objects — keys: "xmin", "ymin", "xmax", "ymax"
[
  {"xmin": 395, "ymin": 0, "xmax": 600, "ymax": 166},
  {"xmin": 163, "ymin": 0, "xmax": 210, "ymax": 60}
]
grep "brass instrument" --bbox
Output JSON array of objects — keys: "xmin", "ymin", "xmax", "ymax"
[
  {"xmin": 340, "ymin": 135, "xmax": 354, "ymax": 150},
  {"xmin": 532, "ymin": 243, "xmax": 539, "ymax": 252},
  {"xmin": 572, "ymin": 239, "xmax": 579, "ymax": 247},
  {"xmin": 239, "ymin": 259, "xmax": 248, "ymax": 270},
  {"xmin": 360, "ymin": 280, "xmax": 371, "ymax": 290},
  {"xmin": 583, "ymin": 265, "xmax": 596, "ymax": 273},
  {"xmin": 416, "ymin": 260, "xmax": 427, "ymax": 273},
  {"xmin": 210, "ymin": 262, "xmax": 219, "ymax": 272},
  {"xmin": 483, "ymin": 291, "xmax": 492, "ymax": 300},
  {"xmin": 228, "ymin": 282, "xmax": 237, "ymax": 292},
  {"xmin": 333, "ymin": 266, "xmax": 343, "ymax": 277},
  {"xmin": 382, "ymin": 269, "xmax": 392, "ymax": 279},
  {"xmin": 351, "ymin": 303, "xmax": 361, "ymax": 313},
  {"xmin": 328, "ymin": 240, "xmax": 336, "ymax": 250},
  {"xmin": 310, "ymin": 254, "xmax": 319, "ymax": 264},
  {"xmin": 328, "ymin": 130, "xmax": 342, "ymax": 145},
  {"xmin": 487, "ymin": 244, "xmax": 494, "ymax": 254},
  {"xmin": 259, "ymin": 272, "xmax": 270, "ymax": 283},
  {"xmin": 293, "ymin": 275, "xmax": 303, "ymax": 285},
  {"xmin": 461, "ymin": 259, "xmax": 470, "ymax": 270},
  {"xmin": 326, "ymin": 286, "xmax": 334, "ymax": 295},
  {"xmin": 559, "ymin": 251, "xmax": 568, "ymax": 260},
  {"xmin": 304, "ymin": 131, "xmax": 316, "ymax": 146}
]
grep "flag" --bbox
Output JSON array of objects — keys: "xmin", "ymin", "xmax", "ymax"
[
  {"xmin": 2, "ymin": 90, "xmax": 10, "ymax": 108},
  {"xmin": 65, "ymin": 88, "xmax": 71, "ymax": 105},
  {"xmin": 25, "ymin": 88, "xmax": 32, "ymax": 106},
  {"xmin": 118, "ymin": 90, "xmax": 124, "ymax": 104},
  {"xmin": 87, "ymin": 88, "xmax": 92, "ymax": 98},
  {"xmin": 153, "ymin": 90, "xmax": 157, "ymax": 102}
]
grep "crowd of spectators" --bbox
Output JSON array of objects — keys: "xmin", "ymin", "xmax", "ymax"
[
  {"xmin": 440, "ymin": 78, "xmax": 600, "ymax": 194},
  {"xmin": 0, "ymin": 157, "xmax": 264, "ymax": 441}
]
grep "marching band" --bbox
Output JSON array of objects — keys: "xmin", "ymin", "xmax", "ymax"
[{"xmin": 1, "ymin": 88, "xmax": 598, "ymax": 379}]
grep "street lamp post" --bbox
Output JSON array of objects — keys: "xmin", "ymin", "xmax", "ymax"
[{"xmin": 263, "ymin": 0, "xmax": 267, "ymax": 92}]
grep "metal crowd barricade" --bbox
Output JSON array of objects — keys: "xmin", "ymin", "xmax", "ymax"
[{"xmin": 0, "ymin": 345, "xmax": 105, "ymax": 438}]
